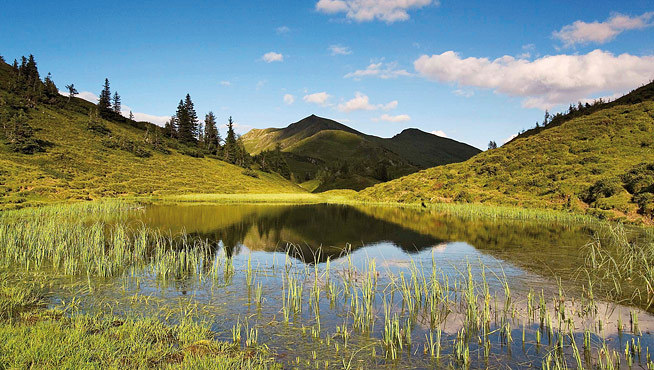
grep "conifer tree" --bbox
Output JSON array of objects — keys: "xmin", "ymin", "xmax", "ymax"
[
  {"xmin": 129, "ymin": 111, "xmax": 134, "ymax": 121},
  {"xmin": 203, "ymin": 111, "xmax": 220, "ymax": 154},
  {"xmin": 223, "ymin": 116, "xmax": 237, "ymax": 163},
  {"xmin": 98, "ymin": 78, "xmax": 112, "ymax": 112},
  {"xmin": 65, "ymin": 84, "xmax": 78, "ymax": 103},
  {"xmin": 112, "ymin": 92, "xmax": 121, "ymax": 114},
  {"xmin": 164, "ymin": 116, "xmax": 177, "ymax": 138},
  {"xmin": 175, "ymin": 94, "xmax": 198, "ymax": 143},
  {"xmin": 43, "ymin": 72, "xmax": 58, "ymax": 99}
]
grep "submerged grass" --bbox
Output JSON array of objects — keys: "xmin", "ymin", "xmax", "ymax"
[{"xmin": 0, "ymin": 273, "xmax": 280, "ymax": 370}]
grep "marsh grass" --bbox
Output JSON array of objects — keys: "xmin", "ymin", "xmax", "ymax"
[{"xmin": 1, "ymin": 201, "xmax": 654, "ymax": 369}]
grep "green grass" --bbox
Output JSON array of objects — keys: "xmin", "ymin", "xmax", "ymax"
[
  {"xmin": 359, "ymin": 97, "xmax": 654, "ymax": 223},
  {"xmin": 0, "ymin": 61, "xmax": 304, "ymax": 209},
  {"xmin": 0, "ymin": 275, "xmax": 280, "ymax": 370}
]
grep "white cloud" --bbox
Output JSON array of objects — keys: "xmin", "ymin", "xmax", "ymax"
[
  {"xmin": 345, "ymin": 62, "xmax": 411, "ymax": 80},
  {"xmin": 303, "ymin": 92, "xmax": 331, "ymax": 106},
  {"xmin": 58, "ymin": 90, "xmax": 99, "ymax": 103},
  {"xmin": 503, "ymin": 134, "xmax": 518, "ymax": 144},
  {"xmin": 276, "ymin": 26, "xmax": 290, "ymax": 34},
  {"xmin": 329, "ymin": 44, "xmax": 352, "ymax": 55},
  {"xmin": 121, "ymin": 106, "xmax": 170, "ymax": 126},
  {"xmin": 220, "ymin": 81, "xmax": 232, "ymax": 86},
  {"xmin": 283, "ymin": 94, "xmax": 295, "ymax": 105},
  {"xmin": 414, "ymin": 49, "xmax": 654, "ymax": 109},
  {"xmin": 316, "ymin": 0, "xmax": 435, "ymax": 23},
  {"xmin": 58, "ymin": 90, "xmax": 169, "ymax": 126},
  {"xmin": 337, "ymin": 92, "xmax": 398, "ymax": 112},
  {"xmin": 431, "ymin": 130, "xmax": 447, "ymax": 137},
  {"xmin": 375, "ymin": 113, "xmax": 411, "ymax": 122},
  {"xmin": 262, "ymin": 52, "xmax": 284, "ymax": 63},
  {"xmin": 453, "ymin": 89, "xmax": 474, "ymax": 98},
  {"xmin": 553, "ymin": 12, "xmax": 654, "ymax": 47}
]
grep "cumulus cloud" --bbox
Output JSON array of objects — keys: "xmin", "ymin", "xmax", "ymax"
[
  {"xmin": 414, "ymin": 49, "xmax": 654, "ymax": 109},
  {"xmin": 58, "ymin": 90, "xmax": 99, "ymax": 103},
  {"xmin": 316, "ymin": 0, "xmax": 434, "ymax": 23},
  {"xmin": 375, "ymin": 114, "xmax": 411, "ymax": 122},
  {"xmin": 503, "ymin": 134, "xmax": 518, "ymax": 144},
  {"xmin": 220, "ymin": 81, "xmax": 232, "ymax": 86},
  {"xmin": 345, "ymin": 62, "xmax": 411, "ymax": 80},
  {"xmin": 276, "ymin": 26, "xmax": 290, "ymax": 34},
  {"xmin": 262, "ymin": 52, "xmax": 284, "ymax": 63},
  {"xmin": 453, "ymin": 89, "xmax": 474, "ymax": 98},
  {"xmin": 329, "ymin": 44, "xmax": 352, "ymax": 55},
  {"xmin": 553, "ymin": 12, "xmax": 654, "ymax": 47},
  {"xmin": 431, "ymin": 130, "xmax": 447, "ymax": 137},
  {"xmin": 58, "ymin": 90, "xmax": 169, "ymax": 126},
  {"xmin": 337, "ymin": 92, "xmax": 398, "ymax": 112},
  {"xmin": 283, "ymin": 94, "xmax": 295, "ymax": 105},
  {"xmin": 303, "ymin": 92, "xmax": 331, "ymax": 106}
]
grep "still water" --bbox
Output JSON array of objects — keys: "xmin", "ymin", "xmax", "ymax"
[{"xmin": 54, "ymin": 204, "xmax": 653, "ymax": 369}]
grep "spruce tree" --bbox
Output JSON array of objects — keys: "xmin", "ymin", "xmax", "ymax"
[
  {"xmin": 223, "ymin": 116, "xmax": 237, "ymax": 163},
  {"xmin": 43, "ymin": 72, "xmax": 58, "ymax": 99},
  {"xmin": 164, "ymin": 116, "xmax": 178, "ymax": 138},
  {"xmin": 112, "ymin": 92, "xmax": 121, "ymax": 114},
  {"xmin": 184, "ymin": 94, "xmax": 198, "ymax": 139},
  {"xmin": 98, "ymin": 78, "xmax": 112, "ymax": 112},
  {"xmin": 175, "ymin": 94, "xmax": 198, "ymax": 143},
  {"xmin": 203, "ymin": 112, "xmax": 220, "ymax": 154},
  {"xmin": 65, "ymin": 84, "xmax": 78, "ymax": 103}
]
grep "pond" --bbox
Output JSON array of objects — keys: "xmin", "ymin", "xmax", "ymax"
[{"xmin": 38, "ymin": 203, "xmax": 654, "ymax": 368}]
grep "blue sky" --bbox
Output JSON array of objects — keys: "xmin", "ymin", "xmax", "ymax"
[{"xmin": 1, "ymin": 0, "xmax": 653, "ymax": 149}]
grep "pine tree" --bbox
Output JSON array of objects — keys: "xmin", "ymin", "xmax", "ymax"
[
  {"xmin": 203, "ymin": 112, "xmax": 220, "ymax": 154},
  {"xmin": 98, "ymin": 78, "xmax": 112, "ymax": 112},
  {"xmin": 65, "ymin": 84, "xmax": 78, "ymax": 103},
  {"xmin": 164, "ymin": 116, "xmax": 178, "ymax": 138},
  {"xmin": 488, "ymin": 140, "xmax": 498, "ymax": 150},
  {"xmin": 184, "ymin": 94, "xmax": 198, "ymax": 139},
  {"xmin": 223, "ymin": 116, "xmax": 237, "ymax": 163},
  {"xmin": 543, "ymin": 110, "xmax": 550, "ymax": 126},
  {"xmin": 112, "ymin": 92, "xmax": 121, "ymax": 114},
  {"xmin": 129, "ymin": 111, "xmax": 134, "ymax": 121},
  {"xmin": 43, "ymin": 72, "xmax": 58, "ymax": 99},
  {"xmin": 175, "ymin": 94, "xmax": 198, "ymax": 143}
]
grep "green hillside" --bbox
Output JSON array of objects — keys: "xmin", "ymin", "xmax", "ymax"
[
  {"xmin": 0, "ymin": 58, "xmax": 303, "ymax": 208},
  {"xmin": 359, "ymin": 83, "xmax": 654, "ymax": 222},
  {"xmin": 243, "ymin": 115, "xmax": 480, "ymax": 192}
]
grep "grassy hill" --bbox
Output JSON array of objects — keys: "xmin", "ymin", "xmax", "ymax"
[
  {"xmin": 242, "ymin": 115, "xmax": 480, "ymax": 192},
  {"xmin": 0, "ymin": 59, "xmax": 303, "ymax": 208},
  {"xmin": 359, "ymin": 82, "xmax": 654, "ymax": 222}
]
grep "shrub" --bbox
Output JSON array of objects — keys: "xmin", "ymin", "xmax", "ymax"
[
  {"xmin": 584, "ymin": 177, "xmax": 622, "ymax": 203},
  {"xmin": 241, "ymin": 168, "xmax": 259, "ymax": 178}
]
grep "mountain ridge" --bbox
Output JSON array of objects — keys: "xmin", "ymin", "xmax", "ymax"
[{"xmin": 242, "ymin": 114, "xmax": 481, "ymax": 192}]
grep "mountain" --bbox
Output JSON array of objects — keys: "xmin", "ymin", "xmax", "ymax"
[
  {"xmin": 242, "ymin": 115, "xmax": 480, "ymax": 192},
  {"xmin": 0, "ymin": 58, "xmax": 303, "ymax": 208},
  {"xmin": 359, "ymin": 81, "xmax": 654, "ymax": 222}
]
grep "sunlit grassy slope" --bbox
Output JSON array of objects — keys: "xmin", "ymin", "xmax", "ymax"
[
  {"xmin": 359, "ymin": 85, "xmax": 654, "ymax": 222},
  {"xmin": 0, "ymin": 64, "xmax": 303, "ymax": 207}
]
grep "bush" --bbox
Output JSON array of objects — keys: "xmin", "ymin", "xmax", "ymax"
[
  {"xmin": 584, "ymin": 177, "xmax": 622, "ymax": 203},
  {"xmin": 241, "ymin": 168, "xmax": 259, "ymax": 178}
]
